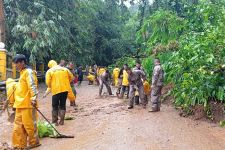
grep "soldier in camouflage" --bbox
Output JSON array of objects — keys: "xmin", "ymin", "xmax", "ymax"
[
  {"xmin": 99, "ymin": 68, "xmax": 113, "ymax": 96},
  {"xmin": 149, "ymin": 59, "xmax": 164, "ymax": 112},
  {"xmin": 127, "ymin": 61, "xmax": 147, "ymax": 109}
]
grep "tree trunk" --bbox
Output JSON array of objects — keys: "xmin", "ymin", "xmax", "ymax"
[{"xmin": 0, "ymin": 0, "xmax": 5, "ymax": 43}]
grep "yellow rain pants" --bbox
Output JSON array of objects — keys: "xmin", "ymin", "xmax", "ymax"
[{"xmin": 12, "ymin": 108, "xmax": 39, "ymax": 149}]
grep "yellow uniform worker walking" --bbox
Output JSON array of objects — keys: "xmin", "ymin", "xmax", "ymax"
[
  {"xmin": 46, "ymin": 60, "xmax": 74, "ymax": 125},
  {"xmin": 11, "ymin": 54, "xmax": 40, "ymax": 149},
  {"xmin": 112, "ymin": 65, "xmax": 120, "ymax": 87}
]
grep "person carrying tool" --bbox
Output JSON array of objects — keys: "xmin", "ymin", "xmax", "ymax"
[
  {"xmin": 119, "ymin": 65, "xmax": 129, "ymax": 99},
  {"xmin": 112, "ymin": 65, "xmax": 120, "ymax": 87},
  {"xmin": 149, "ymin": 58, "xmax": 164, "ymax": 112},
  {"xmin": 11, "ymin": 54, "xmax": 40, "ymax": 149},
  {"xmin": 98, "ymin": 67, "xmax": 113, "ymax": 97},
  {"xmin": 127, "ymin": 61, "xmax": 147, "ymax": 109},
  {"xmin": 46, "ymin": 60, "xmax": 74, "ymax": 126}
]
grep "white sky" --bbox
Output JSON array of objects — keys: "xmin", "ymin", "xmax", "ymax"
[{"xmin": 124, "ymin": 0, "xmax": 154, "ymax": 7}]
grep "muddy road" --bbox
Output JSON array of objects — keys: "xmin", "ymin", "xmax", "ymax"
[{"xmin": 1, "ymin": 82, "xmax": 225, "ymax": 150}]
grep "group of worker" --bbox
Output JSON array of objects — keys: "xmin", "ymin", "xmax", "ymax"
[
  {"xmin": 86, "ymin": 59, "xmax": 164, "ymax": 111},
  {"xmin": 5, "ymin": 53, "xmax": 164, "ymax": 149},
  {"xmin": 5, "ymin": 55, "xmax": 81, "ymax": 149}
]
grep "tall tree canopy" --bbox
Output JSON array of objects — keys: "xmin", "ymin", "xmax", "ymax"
[
  {"xmin": 3, "ymin": 0, "xmax": 136, "ymax": 65},
  {"xmin": 2, "ymin": 0, "xmax": 225, "ymax": 110}
]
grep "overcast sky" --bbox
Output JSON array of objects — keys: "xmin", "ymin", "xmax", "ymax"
[{"xmin": 124, "ymin": 0, "xmax": 154, "ymax": 7}]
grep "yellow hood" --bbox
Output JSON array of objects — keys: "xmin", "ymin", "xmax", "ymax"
[
  {"xmin": 6, "ymin": 78, "xmax": 16, "ymax": 85},
  {"xmin": 48, "ymin": 60, "xmax": 57, "ymax": 68}
]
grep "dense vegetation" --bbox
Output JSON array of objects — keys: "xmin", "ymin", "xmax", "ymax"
[
  {"xmin": 3, "ymin": 0, "xmax": 225, "ymax": 111},
  {"xmin": 3, "ymin": 0, "xmax": 135, "ymax": 65}
]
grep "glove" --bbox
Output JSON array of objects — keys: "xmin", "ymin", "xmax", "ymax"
[
  {"xmin": 31, "ymin": 100, "xmax": 37, "ymax": 107},
  {"xmin": 31, "ymin": 95, "xmax": 37, "ymax": 107}
]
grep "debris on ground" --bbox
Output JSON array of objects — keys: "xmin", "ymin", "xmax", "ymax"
[
  {"xmin": 0, "ymin": 142, "xmax": 13, "ymax": 150},
  {"xmin": 64, "ymin": 116, "xmax": 75, "ymax": 120},
  {"xmin": 37, "ymin": 121, "xmax": 57, "ymax": 138}
]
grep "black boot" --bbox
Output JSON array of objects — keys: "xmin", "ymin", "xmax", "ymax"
[
  {"xmin": 59, "ymin": 110, "xmax": 66, "ymax": 125},
  {"xmin": 52, "ymin": 110, "xmax": 58, "ymax": 126},
  {"xmin": 134, "ymin": 96, "xmax": 139, "ymax": 105},
  {"xmin": 149, "ymin": 103, "xmax": 158, "ymax": 112}
]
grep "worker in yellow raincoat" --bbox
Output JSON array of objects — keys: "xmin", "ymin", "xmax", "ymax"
[
  {"xmin": 112, "ymin": 65, "xmax": 120, "ymax": 87},
  {"xmin": 10, "ymin": 54, "xmax": 40, "ymax": 149},
  {"xmin": 46, "ymin": 60, "xmax": 74, "ymax": 126},
  {"xmin": 119, "ymin": 64, "xmax": 129, "ymax": 99},
  {"xmin": 87, "ymin": 66, "xmax": 95, "ymax": 85}
]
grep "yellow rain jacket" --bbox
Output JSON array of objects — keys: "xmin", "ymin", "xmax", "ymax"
[
  {"xmin": 87, "ymin": 75, "xmax": 95, "ymax": 81},
  {"xmin": 98, "ymin": 68, "xmax": 106, "ymax": 76},
  {"xmin": 143, "ymin": 81, "xmax": 151, "ymax": 95},
  {"xmin": 122, "ymin": 70, "xmax": 129, "ymax": 86},
  {"xmin": 113, "ymin": 67, "xmax": 120, "ymax": 86},
  {"xmin": 46, "ymin": 60, "xmax": 74, "ymax": 95},
  {"xmin": 14, "ymin": 67, "xmax": 38, "ymax": 108},
  {"xmin": 12, "ymin": 67, "xmax": 39, "ymax": 149},
  {"xmin": 6, "ymin": 78, "xmax": 17, "ymax": 106}
]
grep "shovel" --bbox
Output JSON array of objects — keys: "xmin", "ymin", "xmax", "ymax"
[{"xmin": 34, "ymin": 107, "xmax": 74, "ymax": 138}]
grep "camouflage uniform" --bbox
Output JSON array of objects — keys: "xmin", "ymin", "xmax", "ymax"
[
  {"xmin": 151, "ymin": 64, "xmax": 164, "ymax": 111},
  {"xmin": 99, "ymin": 71, "xmax": 112, "ymax": 96},
  {"xmin": 128, "ymin": 67, "xmax": 146, "ymax": 107}
]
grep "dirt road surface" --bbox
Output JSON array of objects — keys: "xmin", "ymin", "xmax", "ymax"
[{"xmin": 1, "ymin": 82, "xmax": 225, "ymax": 150}]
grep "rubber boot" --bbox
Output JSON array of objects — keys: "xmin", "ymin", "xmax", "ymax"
[
  {"xmin": 149, "ymin": 103, "xmax": 158, "ymax": 112},
  {"xmin": 135, "ymin": 96, "xmax": 139, "ymax": 105},
  {"xmin": 70, "ymin": 101, "xmax": 75, "ymax": 106},
  {"xmin": 59, "ymin": 110, "xmax": 66, "ymax": 125},
  {"xmin": 52, "ymin": 110, "xmax": 58, "ymax": 126}
]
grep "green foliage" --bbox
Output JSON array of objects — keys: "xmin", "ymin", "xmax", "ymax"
[
  {"xmin": 135, "ymin": 0, "xmax": 225, "ymax": 110},
  {"xmin": 4, "ymin": 0, "xmax": 133, "ymax": 65},
  {"xmin": 37, "ymin": 121, "xmax": 57, "ymax": 138},
  {"xmin": 142, "ymin": 57, "xmax": 154, "ymax": 80},
  {"xmin": 165, "ymin": 1, "xmax": 225, "ymax": 107},
  {"xmin": 137, "ymin": 10, "xmax": 186, "ymax": 49},
  {"xmin": 112, "ymin": 56, "xmax": 136, "ymax": 68},
  {"xmin": 220, "ymin": 120, "xmax": 225, "ymax": 127}
]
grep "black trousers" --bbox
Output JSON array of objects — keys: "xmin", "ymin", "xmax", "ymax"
[
  {"xmin": 119, "ymin": 85, "xmax": 129, "ymax": 99},
  {"xmin": 52, "ymin": 92, "xmax": 68, "ymax": 111}
]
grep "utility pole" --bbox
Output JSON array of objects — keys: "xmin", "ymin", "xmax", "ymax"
[{"xmin": 0, "ymin": 0, "xmax": 6, "ymax": 43}]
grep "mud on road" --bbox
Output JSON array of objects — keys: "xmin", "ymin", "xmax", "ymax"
[{"xmin": 1, "ymin": 82, "xmax": 225, "ymax": 150}]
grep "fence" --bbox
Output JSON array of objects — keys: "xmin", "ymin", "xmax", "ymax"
[{"xmin": 0, "ymin": 49, "xmax": 45, "ymax": 91}]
